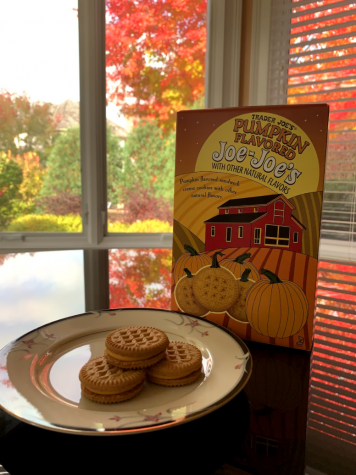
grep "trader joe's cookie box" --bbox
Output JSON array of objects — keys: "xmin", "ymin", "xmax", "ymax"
[{"xmin": 171, "ymin": 104, "xmax": 329, "ymax": 351}]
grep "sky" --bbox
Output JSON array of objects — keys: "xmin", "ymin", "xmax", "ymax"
[
  {"xmin": 0, "ymin": 251, "xmax": 86, "ymax": 350},
  {"xmin": 0, "ymin": 0, "xmax": 80, "ymax": 104},
  {"xmin": 0, "ymin": 0, "xmax": 128, "ymax": 127}
]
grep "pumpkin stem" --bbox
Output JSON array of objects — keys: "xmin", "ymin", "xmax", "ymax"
[
  {"xmin": 240, "ymin": 268, "xmax": 251, "ymax": 282},
  {"xmin": 261, "ymin": 268, "xmax": 283, "ymax": 284},
  {"xmin": 233, "ymin": 253, "xmax": 251, "ymax": 264},
  {"xmin": 183, "ymin": 268, "xmax": 193, "ymax": 278},
  {"xmin": 211, "ymin": 251, "xmax": 224, "ymax": 268},
  {"xmin": 183, "ymin": 244, "xmax": 199, "ymax": 256}
]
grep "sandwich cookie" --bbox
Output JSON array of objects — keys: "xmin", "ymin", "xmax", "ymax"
[
  {"xmin": 104, "ymin": 326, "xmax": 169, "ymax": 369},
  {"xmin": 147, "ymin": 341, "xmax": 203, "ymax": 387},
  {"xmin": 79, "ymin": 355, "xmax": 145, "ymax": 404}
]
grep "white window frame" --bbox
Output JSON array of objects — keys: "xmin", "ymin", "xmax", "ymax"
[{"xmin": 0, "ymin": 0, "xmax": 244, "ymax": 310}]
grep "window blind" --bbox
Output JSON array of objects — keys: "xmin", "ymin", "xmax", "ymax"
[
  {"xmin": 267, "ymin": 0, "xmax": 356, "ymax": 448},
  {"xmin": 268, "ymin": 0, "xmax": 356, "ymax": 251}
]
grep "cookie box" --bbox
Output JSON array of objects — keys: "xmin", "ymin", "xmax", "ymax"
[{"xmin": 170, "ymin": 104, "xmax": 329, "ymax": 351}]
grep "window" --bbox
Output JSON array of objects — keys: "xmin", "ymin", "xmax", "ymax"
[
  {"xmin": 0, "ymin": 0, "xmax": 210, "ymax": 313},
  {"xmin": 225, "ymin": 209, "xmax": 230, "ymax": 214},
  {"xmin": 0, "ymin": 0, "xmax": 82, "ymax": 234},
  {"xmin": 211, "ymin": 226, "xmax": 215, "ymax": 237},
  {"xmin": 293, "ymin": 231, "xmax": 299, "ymax": 244},
  {"xmin": 255, "ymin": 436, "xmax": 278, "ymax": 456},
  {"xmin": 254, "ymin": 228, "xmax": 261, "ymax": 244},
  {"xmin": 265, "ymin": 224, "xmax": 290, "ymax": 247},
  {"xmin": 238, "ymin": 226, "xmax": 244, "ymax": 238},
  {"xmin": 226, "ymin": 227, "xmax": 232, "ymax": 242},
  {"xmin": 238, "ymin": 208, "xmax": 242, "ymax": 213},
  {"xmin": 254, "ymin": 207, "xmax": 259, "ymax": 212},
  {"xmin": 273, "ymin": 201, "xmax": 284, "ymax": 220}
]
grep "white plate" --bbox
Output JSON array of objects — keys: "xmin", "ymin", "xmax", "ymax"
[{"xmin": 0, "ymin": 308, "xmax": 252, "ymax": 435}]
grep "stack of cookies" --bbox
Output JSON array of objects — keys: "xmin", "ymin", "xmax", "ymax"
[{"xmin": 79, "ymin": 325, "xmax": 203, "ymax": 404}]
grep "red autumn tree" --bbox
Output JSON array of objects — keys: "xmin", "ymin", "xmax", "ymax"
[
  {"xmin": 105, "ymin": 0, "xmax": 207, "ymax": 130},
  {"xmin": 109, "ymin": 249, "xmax": 172, "ymax": 309},
  {"xmin": 0, "ymin": 90, "xmax": 59, "ymax": 161}
]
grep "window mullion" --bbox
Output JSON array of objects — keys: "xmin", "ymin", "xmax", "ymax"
[
  {"xmin": 205, "ymin": 0, "xmax": 243, "ymax": 108},
  {"xmin": 78, "ymin": 0, "xmax": 109, "ymax": 312},
  {"xmin": 78, "ymin": 0, "xmax": 107, "ymax": 247}
]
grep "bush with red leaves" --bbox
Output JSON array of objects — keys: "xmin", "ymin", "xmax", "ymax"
[
  {"xmin": 121, "ymin": 188, "xmax": 173, "ymax": 225},
  {"xmin": 36, "ymin": 192, "xmax": 82, "ymax": 216}
]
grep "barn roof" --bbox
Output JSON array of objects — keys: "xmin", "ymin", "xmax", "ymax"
[
  {"xmin": 204, "ymin": 213, "xmax": 266, "ymax": 224},
  {"xmin": 218, "ymin": 194, "xmax": 292, "ymax": 209},
  {"xmin": 205, "ymin": 212, "xmax": 306, "ymax": 229}
]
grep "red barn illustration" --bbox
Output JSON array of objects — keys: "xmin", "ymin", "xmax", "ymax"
[{"xmin": 204, "ymin": 194, "xmax": 305, "ymax": 252}]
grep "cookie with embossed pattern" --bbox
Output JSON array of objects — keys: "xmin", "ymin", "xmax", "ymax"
[
  {"xmin": 105, "ymin": 326, "xmax": 169, "ymax": 369},
  {"xmin": 79, "ymin": 355, "xmax": 145, "ymax": 403},
  {"xmin": 146, "ymin": 341, "xmax": 202, "ymax": 387}
]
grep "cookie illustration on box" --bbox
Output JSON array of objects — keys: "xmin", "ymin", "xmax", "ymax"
[
  {"xmin": 192, "ymin": 251, "xmax": 240, "ymax": 313},
  {"xmin": 171, "ymin": 104, "xmax": 329, "ymax": 350},
  {"xmin": 173, "ymin": 244, "xmax": 212, "ymax": 284},
  {"xmin": 174, "ymin": 268, "xmax": 208, "ymax": 317}
]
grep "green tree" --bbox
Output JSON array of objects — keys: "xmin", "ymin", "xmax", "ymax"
[
  {"xmin": 119, "ymin": 120, "xmax": 175, "ymax": 204},
  {"xmin": 0, "ymin": 153, "xmax": 23, "ymax": 230},
  {"xmin": 0, "ymin": 90, "xmax": 58, "ymax": 161},
  {"xmin": 40, "ymin": 126, "xmax": 123, "ymax": 206}
]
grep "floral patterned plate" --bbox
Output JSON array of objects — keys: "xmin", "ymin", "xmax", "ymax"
[{"xmin": 0, "ymin": 308, "xmax": 252, "ymax": 435}]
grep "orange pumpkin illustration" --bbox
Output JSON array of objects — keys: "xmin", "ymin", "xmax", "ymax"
[
  {"xmin": 173, "ymin": 244, "xmax": 212, "ymax": 284},
  {"xmin": 246, "ymin": 268, "xmax": 308, "ymax": 338},
  {"xmin": 227, "ymin": 268, "xmax": 255, "ymax": 323},
  {"xmin": 220, "ymin": 252, "xmax": 260, "ymax": 281}
]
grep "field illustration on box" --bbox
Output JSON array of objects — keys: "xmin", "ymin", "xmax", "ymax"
[{"xmin": 171, "ymin": 105, "xmax": 329, "ymax": 350}]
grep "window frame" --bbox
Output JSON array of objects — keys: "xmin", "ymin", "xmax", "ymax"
[
  {"xmin": 265, "ymin": 224, "xmax": 290, "ymax": 248},
  {"xmin": 254, "ymin": 227, "xmax": 261, "ymax": 244}
]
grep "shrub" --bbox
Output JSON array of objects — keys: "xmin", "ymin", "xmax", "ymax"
[
  {"xmin": 36, "ymin": 192, "xmax": 82, "ymax": 216},
  {"xmin": 7, "ymin": 215, "xmax": 171, "ymax": 233},
  {"xmin": 7, "ymin": 214, "xmax": 82, "ymax": 232},
  {"xmin": 108, "ymin": 219, "xmax": 172, "ymax": 233},
  {"xmin": 120, "ymin": 188, "xmax": 173, "ymax": 225}
]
